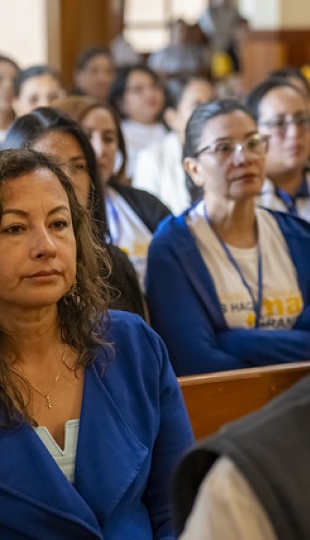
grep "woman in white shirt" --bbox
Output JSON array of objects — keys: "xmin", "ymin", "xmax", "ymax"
[{"xmin": 109, "ymin": 64, "xmax": 167, "ymax": 177}]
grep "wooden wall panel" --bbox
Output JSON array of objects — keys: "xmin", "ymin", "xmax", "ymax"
[
  {"xmin": 240, "ymin": 29, "xmax": 310, "ymax": 93},
  {"xmin": 47, "ymin": 0, "xmax": 117, "ymax": 91}
]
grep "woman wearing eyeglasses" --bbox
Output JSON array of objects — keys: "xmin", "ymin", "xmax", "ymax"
[
  {"xmin": 246, "ymin": 78, "xmax": 310, "ymax": 221},
  {"xmin": 146, "ymin": 99, "xmax": 310, "ymax": 376}
]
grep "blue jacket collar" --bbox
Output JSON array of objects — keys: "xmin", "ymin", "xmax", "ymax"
[
  {"xmin": 0, "ymin": 356, "xmax": 148, "ymax": 538},
  {"xmin": 158, "ymin": 211, "xmax": 228, "ymax": 331}
]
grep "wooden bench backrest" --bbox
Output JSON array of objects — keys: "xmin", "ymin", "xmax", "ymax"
[{"xmin": 178, "ymin": 362, "xmax": 310, "ymax": 440}]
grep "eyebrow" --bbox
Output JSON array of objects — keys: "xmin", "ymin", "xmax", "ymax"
[
  {"xmin": 210, "ymin": 131, "xmax": 259, "ymax": 143},
  {"xmin": 2, "ymin": 205, "xmax": 70, "ymax": 217}
]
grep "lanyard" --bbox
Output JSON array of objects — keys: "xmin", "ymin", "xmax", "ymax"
[
  {"xmin": 274, "ymin": 177, "xmax": 309, "ymax": 215},
  {"xmin": 106, "ymin": 194, "xmax": 121, "ymax": 245},
  {"xmin": 204, "ymin": 207, "xmax": 263, "ymax": 328},
  {"xmin": 275, "ymin": 188, "xmax": 298, "ymax": 215}
]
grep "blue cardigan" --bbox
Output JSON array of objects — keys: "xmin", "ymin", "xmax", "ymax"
[
  {"xmin": 0, "ymin": 311, "xmax": 193, "ymax": 539},
  {"xmin": 146, "ymin": 208, "xmax": 310, "ymax": 376}
]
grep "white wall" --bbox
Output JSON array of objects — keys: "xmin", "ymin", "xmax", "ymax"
[
  {"xmin": 0, "ymin": 0, "xmax": 47, "ymax": 68},
  {"xmin": 238, "ymin": 0, "xmax": 310, "ymax": 30}
]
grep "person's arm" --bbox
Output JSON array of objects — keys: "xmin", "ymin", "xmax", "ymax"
[
  {"xmin": 146, "ymin": 241, "xmax": 246, "ymax": 376},
  {"xmin": 179, "ymin": 457, "xmax": 277, "ymax": 540},
  {"xmin": 140, "ymin": 323, "xmax": 194, "ymax": 540},
  {"xmin": 218, "ymin": 328, "xmax": 310, "ymax": 365}
]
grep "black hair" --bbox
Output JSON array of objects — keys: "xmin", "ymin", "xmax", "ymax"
[
  {"xmin": 268, "ymin": 67, "xmax": 310, "ymax": 97},
  {"xmin": 14, "ymin": 65, "xmax": 61, "ymax": 97},
  {"xmin": 2, "ymin": 107, "xmax": 108, "ymax": 242},
  {"xmin": 165, "ymin": 75, "xmax": 212, "ymax": 109},
  {"xmin": 184, "ymin": 99, "xmax": 255, "ymax": 203},
  {"xmin": 246, "ymin": 78, "xmax": 307, "ymax": 122},
  {"xmin": 108, "ymin": 64, "xmax": 162, "ymax": 118},
  {"xmin": 75, "ymin": 45, "xmax": 112, "ymax": 72}
]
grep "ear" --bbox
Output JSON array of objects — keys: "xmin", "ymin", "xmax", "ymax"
[
  {"xmin": 163, "ymin": 107, "xmax": 178, "ymax": 130},
  {"xmin": 12, "ymin": 97, "xmax": 22, "ymax": 117},
  {"xmin": 183, "ymin": 157, "xmax": 204, "ymax": 187}
]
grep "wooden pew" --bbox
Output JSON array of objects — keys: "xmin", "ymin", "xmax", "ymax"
[{"xmin": 178, "ymin": 362, "xmax": 310, "ymax": 440}]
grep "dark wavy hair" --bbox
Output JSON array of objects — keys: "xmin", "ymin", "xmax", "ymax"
[
  {"xmin": 0, "ymin": 148, "xmax": 111, "ymax": 427},
  {"xmin": 184, "ymin": 99, "xmax": 255, "ymax": 203}
]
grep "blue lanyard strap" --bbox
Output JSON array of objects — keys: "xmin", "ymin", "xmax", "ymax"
[
  {"xmin": 274, "ymin": 177, "xmax": 310, "ymax": 215},
  {"xmin": 275, "ymin": 188, "xmax": 298, "ymax": 215},
  {"xmin": 204, "ymin": 207, "xmax": 263, "ymax": 328}
]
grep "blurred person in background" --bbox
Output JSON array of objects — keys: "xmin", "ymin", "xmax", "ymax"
[
  {"xmin": 13, "ymin": 65, "xmax": 65, "ymax": 117},
  {"xmin": 246, "ymin": 78, "xmax": 310, "ymax": 221},
  {"xmin": 0, "ymin": 54, "xmax": 19, "ymax": 142},
  {"xmin": 148, "ymin": 19, "xmax": 211, "ymax": 80},
  {"xmin": 109, "ymin": 65, "xmax": 167, "ymax": 177},
  {"xmin": 133, "ymin": 75, "xmax": 214, "ymax": 214},
  {"xmin": 267, "ymin": 67, "xmax": 310, "ymax": 102},
  {"xmin": 197, "ymin": 0, "xmax": 248, "ymax": 72},
  {"xmin": 53, "ymin": 95, "xmax": 171, "ymax": 291},
  {"xmin": 73, "ymin": 46, "xmax": 115, "ymax": 104}
]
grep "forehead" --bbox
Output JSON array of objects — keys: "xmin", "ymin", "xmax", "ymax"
[
  {"xmin": 180, "ymin": 80, "xmax": 213, "ymax": 106},
  {"xmin": 126, "ymin": 70, "xmax": 155, "ymax": 87},
  {"xmin": 0, "ymin": 167, "xmax": 69, "ymax": 207},
  {"xmin": 200, "ymin": 110, "xmax": 257, "ymax": 142},
  {"xmin": 84, "ymin": 54, "xmax": 113, "ymax": 71},
  {"xmin": 32, "ymin": 132, "xmax": 85, "ymax": 161},
  {"xmin": 82, "ymin": 107, "xmax": 117, "ymax": 131},
  {"xmin": 259, "ymin": 87, "xmax": 307, "ymax": 117},
  {"xmin": 21, "ymin": 74, "xmax": 60, "ymax": 95}
]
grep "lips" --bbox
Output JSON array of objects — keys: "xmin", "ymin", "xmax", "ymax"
[{"xmin": 28, "ymin": 270, "xmax": 61, "ymax": 278}]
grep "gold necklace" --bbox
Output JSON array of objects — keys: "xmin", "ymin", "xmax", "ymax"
[{"xmin": 14, "ymin": 344, "xmax": 68, "ymax": 409}]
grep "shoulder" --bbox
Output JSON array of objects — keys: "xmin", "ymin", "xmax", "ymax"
[
  {"xmin": 263, "ymin": 208, "xmax": 310, "ymax": 239},
  {"xmin": 97, "ymin": 311, "xmax": 177, "ymax": 395},
  {"xmin": 150, "ymin": 208, "xmax": 195, "ymax": 249},
  {"xmin": 104, "ymin": 310, "xmax": 166, "ymax": 363}
]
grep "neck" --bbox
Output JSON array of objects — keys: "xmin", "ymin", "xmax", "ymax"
[
  {"xmin": 205, "ymin": 195, "xmax": 257, "ymax": 247},
  {"xmin": 0, "ymin": 109, "xmax": 14, "ymax": 130},
  {"xmin": 269, "ymin": 169, "xmax": 304, "ymax": 196},
  {"xmin": 0, "ymin": 305, "xmax": 61, "ymax": 365}
]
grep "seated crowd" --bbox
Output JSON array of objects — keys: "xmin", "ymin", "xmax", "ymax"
[{"xmin": 1, "ymin": 21, "xmax": 310, "ymax": 538}]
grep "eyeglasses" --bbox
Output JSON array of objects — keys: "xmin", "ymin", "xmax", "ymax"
[
  {"xmin": 259, "ymin": 113, "xmax": 310, "ymax": 137},
  {"xmin": 195, "ymin": 133, "xmax": 269, "ymax": 161}
]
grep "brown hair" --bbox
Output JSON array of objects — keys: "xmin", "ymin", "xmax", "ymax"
[{"xmin": 0, "ymin": 148, "xmax": 111, "ymax": 427}]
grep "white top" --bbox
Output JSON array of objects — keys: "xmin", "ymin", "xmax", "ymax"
[
  {"xmin": 187, "ymin": 202, "xmax": 303, "ymax": 329},
  {"xmin": 121, "ymin": 120, "xmax": 167, "ymax": 178},
  {"xmin": 35, "ymin": 419, "xmax": 79, "ymax": 483},
  {"xmin": 180, "ymin": 456, "xmax": 277, "ymax": 540},
  {"xmin": 106, "ymin": 187, "xmax": 152, "ymax": 291},
  {"xmin": 133, "ymin": 131, "xmax": 191, "ymax": 215},
  {"xmin": 256, "ymin": 175, "xmax": 310, "ymax": 222}
]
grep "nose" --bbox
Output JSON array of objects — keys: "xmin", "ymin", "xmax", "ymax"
[
  {"xmin": 285, "ymin": 121, "xmax": 299, "ymax": 138},
  {"xmin": 30, "ymin": 227, "xmax": 57, "ymax": 260},
  {"xmin": 90, "ymin": 131, "xmax": 104, "ymax": 158},
  {"xmin": 232, "ymin": 145, "xmax": 247, "ymax": 165}
]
